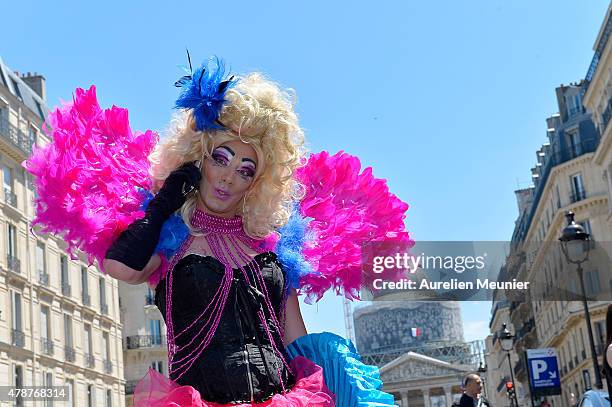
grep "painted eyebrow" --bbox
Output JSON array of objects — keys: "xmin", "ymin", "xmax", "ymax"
[{"xmin": 216, "ymin": 145, "xmax": 235, "ymax": 155}]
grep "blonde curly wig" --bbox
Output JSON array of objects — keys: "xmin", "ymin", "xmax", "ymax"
[{"xmin": 149, "ymin": 73, "xmax": 306, "ymax": 238}]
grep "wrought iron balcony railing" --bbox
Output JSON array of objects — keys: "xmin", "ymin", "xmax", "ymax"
[
  {"xmin": 126, "ymin": 335, "xmax": 165, "ymax": 349},
  {"xmin": 570, "ymin": 188, "xmax": 587, "ymax": 203},
  {"xmin": 103, "ymin": 359, "xmax": 113, "ymax": 374},
  {"xmin": 64, "ymin": 346, "xmax": 76, "ymax": 362},
  {"xmin": 41, "ymin": 338, "xmax": 54, "ymax": 355},
  {"xmin": 0, "ymin": 117, "xmax": 33, "ymax": 155},
  {"xmin": 101, "ymin": 303, "xmax": 108, "ymax": 315},
  {"xmin": 3, "ymin": 187, "xmax": 17, "ymax": 207},
  {"xmin": 84, "ymin": 353, "xmax": 95, "ymax": 368},
  {"xmin": 7, "ymin": 254, "xmax": 20, "ymax": 274},
  {"xmin": 11, "ymin": 329, "xmax": 25, "ymax": 348},
  {"xmin": 61, "ymin": 282, "xmax": 71, "ymax": 297},
  {"xmin": 82, "ymin": 293, "xmax": 91, "ymax": 306},
  {"xmin": 125, "ymin": 380, "xmax": 139, "ymax": 395},
  {"xmin": 38, "ymin": 272, "xmax": 49, "ymax": 286}
]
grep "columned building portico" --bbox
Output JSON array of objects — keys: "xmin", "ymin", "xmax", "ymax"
[{"xmin": 380, "ymin": 351, "xmax": 472, "ymax": 407}]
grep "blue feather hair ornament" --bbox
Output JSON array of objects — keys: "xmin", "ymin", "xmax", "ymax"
[{"xmin": 174, "ymin": 52, "xmax": 236, "ymax": 132}]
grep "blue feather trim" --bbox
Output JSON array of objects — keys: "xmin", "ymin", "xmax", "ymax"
[
  {"xmin": 286, "ymin": 332, "xmax": 396, "ymax": 407},
  {"xmin": 276, "ymin": 206, "xmax": 314, "ymax": 294},
  {"xmin": 137, "ymin": 188, "xmax": 189, "ymax": 259},
  {"xmin": 174, "ymin": 56, "xmax": 236, "ymax": 132}
]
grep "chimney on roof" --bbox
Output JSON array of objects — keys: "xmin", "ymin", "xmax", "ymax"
[{"xmin": 20, "ymin": 72, "xmax": 46, "ymax": 101}]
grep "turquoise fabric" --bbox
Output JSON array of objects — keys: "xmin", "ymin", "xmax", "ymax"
[{"xmin": 286, "ymin": 332, "xmax": 396, "ymax": 407}]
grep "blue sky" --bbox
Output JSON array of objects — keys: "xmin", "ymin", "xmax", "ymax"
[{"xmin": 1, "ymin": 1, "xmax": 609, "ymax": 344}]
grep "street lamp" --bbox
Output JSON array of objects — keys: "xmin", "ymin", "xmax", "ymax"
[
  {"xmin": 559, "ymin": 211, "xmax": 602, "ymax": 389},
  {"xmin": 499, "ymin": 323, "xmax": 519, "ymax": 407}
]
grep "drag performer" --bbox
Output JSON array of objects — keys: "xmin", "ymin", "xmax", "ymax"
[{"xmin": 25, "ymin": 57, "xmax": 413, "ymax": 406}]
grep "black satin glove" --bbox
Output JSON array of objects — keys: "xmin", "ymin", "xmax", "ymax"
[{"xmin": 105, "ymin": 163, "xmax": 201, "ymax": 271}]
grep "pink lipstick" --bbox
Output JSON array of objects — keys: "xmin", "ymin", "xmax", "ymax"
[{"xmin": 214, "ymin": 188, "xmax": 230, "ymax": 201}]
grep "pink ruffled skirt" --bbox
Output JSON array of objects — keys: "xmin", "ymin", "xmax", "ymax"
[{"xmin": 133, "ymin": 356, "xmax": 336, "ymax": 407}]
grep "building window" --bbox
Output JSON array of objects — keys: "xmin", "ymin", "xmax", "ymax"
[
  {"xmin": 106, "ymin": 388, "xmax": 112, "ymax": 407},
  {"xmin": 60, "ymin": 255, "xmax": 68, "ymax": 283},
  {"xmin": 566, "ymin": 94, "xmax": 582, "ymax": 117},
  {"xmin": 0, "ymin": 110, "xmax": 7, "ymax": 147},
  {"xmin": 11, "ymin": 290, "xmax": 22, "ymax": 332},
  {"xmin": 151, "ymin": 361, "xmax": 164, "ymax": 374},
  {"xmin": 13, "ymin": 364, "xmax": 23, "ymax": 406},
  {"xmin": 570, "ymin": 173, "xmax": 586, "ymax": 202},
  {"xmin": 146, "ymin": 285, "xmax": 155, "ymax": 305},
  {"xmin": 64, "ymin": 314, "xmax": 73, "ymax": 348},
  {"xmin": 3, "ymin": 165, "xmax": 12, "ymax": 192},
  {"xmin": 28, "ymin": 126, "xmax": 36, "ymax": 147},
  {"xmin": 87, "ymin": 384, "xmax": 94, "ymax": 407},
  {"xmin": 60, "ymin": 255, "xmax": 70, "ymax": 295},
  {"xmin": 84, "ymin": 323, "xmax": 92, "ymax": 354},
  {"xmin": 99, "ymin": 277, "xmax": 107, "ymax": 312},
  {"xmin": 40, "ymin": 305, "xmax": 50, "ymax": 339},
  {"xmin": 567, "ymin": 130, "xmax": 582, "ymax": 158},
  {"xmin": 36, "ymin": 242, "xmax": 45, "ymax": 273},
  {"xmin": 84, "ymin": 323, "xmax": 94, "ymax": 369},
  {"xmin": 7, "ymin": 223, "xmax": 17, "ymax": 272},
  {"xmin": 10, "ymin": 78, "xmax": 21, "ymax": 99},
  {"xmin": 81, "ymin": 267, "xmax": 89, "ymax": 304},
  {"xmin": 148, "ymin": 319, "xmax": 162, "ymax": 345},
  {"xmin": 40, "ymin": 305, "xmax": 52, "ymax": 355},
  {"xmin": 65, "ymin": 379, "xmax": 74, "ymax": 407},
  {"xmin": 42, "ymin": 371, "xmax": 52, "ymax": 407},
  {"xmin": 7, "ymin": 223, "xmax": 18, "ymax": 262},
  {"xmin": 103, "ymin": 331, "xmax": 110, "ymax": 362},
  {"xmin": 34, "ymin": 101, "xmax": 45, "ymax": 120}
]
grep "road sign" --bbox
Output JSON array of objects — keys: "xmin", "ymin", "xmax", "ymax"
[{"xmin": 526, "ymin": 348, "xmax": 561, "ymax": 396}]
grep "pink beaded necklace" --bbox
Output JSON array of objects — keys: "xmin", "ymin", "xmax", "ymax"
[{"xmin": 164, "ymin": 208, "xmax": 292, "ymax": 392}]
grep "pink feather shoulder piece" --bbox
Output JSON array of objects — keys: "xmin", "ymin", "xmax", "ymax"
[
  {"xmin": 292, "ymin": 151, "xmax": 414, "ymax": 303},
  {"xmin": 23, "ymin": 85, "xmax": 157, "ymax": 269}
]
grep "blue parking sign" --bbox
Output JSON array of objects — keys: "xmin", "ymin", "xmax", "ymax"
[{"xmin": 527, "ymin": 348, "xmax": 561, "ymax": 391}]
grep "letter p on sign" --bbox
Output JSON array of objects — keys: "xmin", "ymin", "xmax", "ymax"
[{"xmin": 531, "ymin": 360, "xmax": 547, "ymax": 380}]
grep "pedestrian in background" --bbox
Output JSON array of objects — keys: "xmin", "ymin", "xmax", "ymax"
[
  {"xmin": 459, "ymin": 373, "xmax": 491, "ymax": 407},
  {"xmin": 539, "ymin": 398, "xmax": 552, "ymax": 407}
]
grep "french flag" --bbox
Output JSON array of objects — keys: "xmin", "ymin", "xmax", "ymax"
[{"xmin": 411, "ymin": 327, "xmax": 421, "ymax": 337}]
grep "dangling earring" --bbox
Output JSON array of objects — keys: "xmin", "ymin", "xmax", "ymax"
[{"xmin": 241, "ymin": 196, "xmax": 247, "ymax": 215}]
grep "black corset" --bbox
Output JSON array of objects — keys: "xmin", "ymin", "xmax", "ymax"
[{"xmin": 155, "ymin": 252, "xmax": 296, "ymax": 404}]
